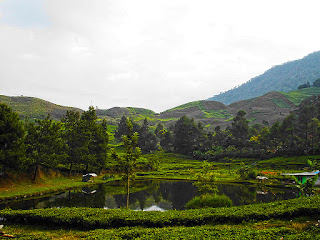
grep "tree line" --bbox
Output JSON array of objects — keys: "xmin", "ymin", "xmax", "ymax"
[
  {"xmin": 156, "ymin": 95, "xmax": 320, "ymax": 160},
  {"xmin": 116, "ymin": 94, "xmax": 320, "ymax": 160},
  {"xmin": 0, "ymin": 105, "xmax": 108, "ymax": 179},
  {"xmin": 2, "ymin": 94, "xmax": 320, "ymax": 178}
]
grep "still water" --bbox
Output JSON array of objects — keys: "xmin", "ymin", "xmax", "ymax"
[{"xmin": 0, "ymin": 180, "xmax": 298, "ymax": 211}]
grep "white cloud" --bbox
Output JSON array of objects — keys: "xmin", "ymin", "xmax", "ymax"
[{"xmin": 1, "ymin": 0, "xmax": 320, "ymax": 112}]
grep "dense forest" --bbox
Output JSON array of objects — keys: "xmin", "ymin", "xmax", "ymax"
[
  {"xmin": 209, "ymin": 51, "xmax": 320, "ymax": 104},
  {"xmin": 2, "ymin": 94, "xmax": 320, "ymax": 177}
]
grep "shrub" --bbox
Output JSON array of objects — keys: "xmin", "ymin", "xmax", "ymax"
[
  {"xmin": 237, "ymin": 164, "xmax": 257, "ymax": 180},
  {"xmin": 186, "ymin": 194, "xmax": 233, "ymax": 209}
]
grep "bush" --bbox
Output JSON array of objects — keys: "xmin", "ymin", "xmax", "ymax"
[
  {"xmin": 237, "ymin": 164, "xmax": 257, "ymax": 180},
  {"xmin": 186, "ymin": 194, "xmax": 233, "ymax": 209}
]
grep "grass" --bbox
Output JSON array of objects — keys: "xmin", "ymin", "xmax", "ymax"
[
  {"xmin": 0, "ymin": 95, "xmax": 79, "ymax": 120},
  {"xmin": 162, "ymin": 101, "xmax": 232, "ymax": 119},
  {"xmin": 271, "ymin": 98, "xmax": 292, "ymax": 108},
  {"xmin": 0, "ymin": 172, "xmax": 107, "ymax": 201},
  {"xmin": 126, "ymin": 107, "xmax": 155, "ymax": 115},
  {"xmin": 281, "ymin": 87, "xmax": 320, "ymax": 106},
  {"xmin": 164, "ymin": 101, "xmax": 202, "ymax": 112}
]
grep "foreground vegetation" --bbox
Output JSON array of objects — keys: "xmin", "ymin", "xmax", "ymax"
[{"xmin": 1, "ymin": 196, "xmax": 320, "ymax": 239}]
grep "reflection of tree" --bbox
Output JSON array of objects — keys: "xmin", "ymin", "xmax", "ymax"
[
  {"xmin": 41, "ymin": 184, "xmax": 107, "ymax": 208},
  {"xmin": 112, "ymin": 181, "xmax": 198, "ymax": 210},
  {"xmin": 217, "ymin": 184, "xmax": 257, "ymax": 205},
  {"xmin": 159, "ymin": 181, "xmax": 198, "ymax": 210},
  {"xmin": 111, "ymin": 119, "xmax": 141, "ymax": 210}
]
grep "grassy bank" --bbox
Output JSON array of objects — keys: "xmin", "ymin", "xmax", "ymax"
[
  {"xmin": 0, "ymin": 172, "xmax": 107, "ymax": 201},
  {"xmin": 1, "ymin": 152, "xmax": 308, "ymax": 201}
]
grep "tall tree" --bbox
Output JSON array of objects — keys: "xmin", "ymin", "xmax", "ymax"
[
  {"xmin": 160, "ymin": 129, "xmax": 173, "ymax": 151},
  {"xmin": 173, "ymin": 116, "xmax": 196, "ymax": 155},
  {"xmin": 62, "ymin": 107, "xmax": 108, "ymax": 174},
  {"xmin": 90, "ymin": 118, "xmax": 109, "ymax": 172},
  {"xmin": 280, "ymin": 113, "xmax": 297, "ymax": 150},
  {"xmin": 230, "ymin": 110, "xmax": 249, "ymax": 152},
  {"xmin": 61, "ymin": 110, "xmax": 84, "ymax": 175},
  {"xmin": 25, "ymin": 115, "xmax": 65, "ymax": 180},
  {"xmin": 0, "ymin": 103, "xmax": 26, "ymax": 173},
  {"xmin": 138, "ymin": 118, "xmax": 157, "ymax": 153},
  {"xmin": 111, "ymin": 118, "xmax": 141, "ymax": 209},
  {"xmin": 154, "ymin": 123, "xmax": 164, "ymax": 138},
  {"xmin": 115, "ymin": 116, "xmax": 140, "ymax": 141}
]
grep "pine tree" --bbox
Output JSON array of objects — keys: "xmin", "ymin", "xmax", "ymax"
[{"xmin": 0, "ymin": 103, "xmax": 26, "ymax": 173}]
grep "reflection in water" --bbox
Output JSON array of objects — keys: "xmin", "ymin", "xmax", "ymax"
[{"xmin": 0, "ymin": 180, "xmax": 298, "ymax": 211}]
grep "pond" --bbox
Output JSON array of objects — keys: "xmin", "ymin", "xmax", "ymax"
[{"xmin": 0, "ymin": 180, "xmax": 298, "ymax": 211}]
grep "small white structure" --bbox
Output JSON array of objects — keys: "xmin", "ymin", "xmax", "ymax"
[
  {"xmin": 256, "ymin": 176, "xmax": 268, "ymax": 181},
  {"xmin": 82, "ymin": 173, "xmax": 97, "ymax": 182}
]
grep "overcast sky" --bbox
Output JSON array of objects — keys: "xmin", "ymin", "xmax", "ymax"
[{"xmin": 1, "ymin": 0, "xmax": 320, "ymax": 113}]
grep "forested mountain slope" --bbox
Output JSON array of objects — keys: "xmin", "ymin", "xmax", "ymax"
[{"xmin": 208, "ymin": 51, "xmax": 320, "ymax": 104}]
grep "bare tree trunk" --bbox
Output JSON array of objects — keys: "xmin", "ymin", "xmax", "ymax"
[
  {"xmin": 127, "ymin": 174, "xmax": 130, "ymax": 210},
  {"xmin": 69, "ymin": 163, "xmax": 73, "ymax": 176},
  {"xmin": 33, "ymin": 164, "xmax": 38, "ymax": 181}
]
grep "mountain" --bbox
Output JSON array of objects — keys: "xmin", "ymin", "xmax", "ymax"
[
  {"xmin": 208, "ymin": 51, "xmax": 320, "ymax": 104},
  {"xmin": 2, "ymin": 87, "xmax": 320, "ymax": 130}
]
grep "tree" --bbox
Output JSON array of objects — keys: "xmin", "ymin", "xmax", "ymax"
[
  {"xmin": 25, "ymin": 115, "xmax": 65, "ymax": 180},
  {"xmin": 292, "ymin": 175, "xmax": 318, "ymax": 196},
  {"xmin": 230, "ymin": 110, "xmax": 249, "ymax": 152},
  {"xmin": 61, "ymin": 110, "xmax": 83, "ymax": 175},
  {"xmin": 111, "ymin": 118, "xmax": 141, "ymax": 209},
  {"xmin": 90, "ymin": 118, "xmax": 109, "ymax": 172},
  {"xmin": 313, "ymin": 78, "xmax": 320, "ymax": 87},
  {"xmin": 160, "ymin": 129, "xmax": 173, "ymax": 151},
  {"xmin": 298, "ymin": 105, "xmax": 315, "ymax": 152},
  {"xmin": 138, "ymin": 118, "xmax": 157, "ymax": 153},
  {"xmin": 280, "ymin": 113, "xmax": 297, "ymax": 149},
  {"xmin": 114, "ymin": 116, "xmax": 128, "ymax": 141},
  {"xmin": 298, "ymin": 82, "xmax": 310, "ymax": 89},
  {"xmin": 193, "ymin": 161, "xmax": 218, "ymax": 195},
  {"xmin": 62, "ymin": 107, "xmax": 109, "ymax": 174},
  {"xmin": 269, "ymin": 122, "xmax": 281, "ymax": 150},
  {"xmin": 154, "ymin": 123, "xmax": 164, "ymax": 138},
  {"xmin": 0, "ymin": 103, "xmax": 26, "ymax": 173},
  {"xmin": 173, "ymin": 116, "xmax": 198, "ymax": 155},
  {"xmin": 115, "ymin": 116, "xmax": 139, "ymax": 141}
]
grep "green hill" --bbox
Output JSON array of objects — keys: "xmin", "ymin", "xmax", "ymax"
[
  {"xmin": 0, "ymin": 95, "xmax": 82, "ymax": 120},
  {"xmin": 209, "ymin": 51, "xmax": 320, "ymax": 104},
  {"xmin": 160, "ymin": 87, "xmax": 320, "ymax": 129},
  {"xmin": 281, "ymin": 87, "xmax": 320, "ymax": 106},
  {"xmin": 2, "ymin": 87, "xmax": 320, "ymax": 130}
]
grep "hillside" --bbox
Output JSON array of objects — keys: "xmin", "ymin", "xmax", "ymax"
[
  {"xmin": 208, "ymin": 51, "xmax": 320, "ymax": 104},
  {"xmin": 0, "ymin": 95, "xmax": 156, "ymax": 124},
  {"xmin": 2, "ymin": 87, "xmax": 320, "ymax": 129},
  {"xmin": 161, "ymin": 87, "xmax": 320, "ymax": 129},
  {"xmin": 0, "ymin": 95, "xmax": 82, "ymax": 120}
]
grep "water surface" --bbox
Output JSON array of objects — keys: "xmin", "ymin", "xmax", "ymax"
[{"xmin": 0, "ymin": 180, "xmax": 298, "ymax": 211}]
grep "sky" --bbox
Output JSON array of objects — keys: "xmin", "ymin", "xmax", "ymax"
[{"xmin": 1, "ymin": 0, "xmax": 320, "ymax": 113}]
